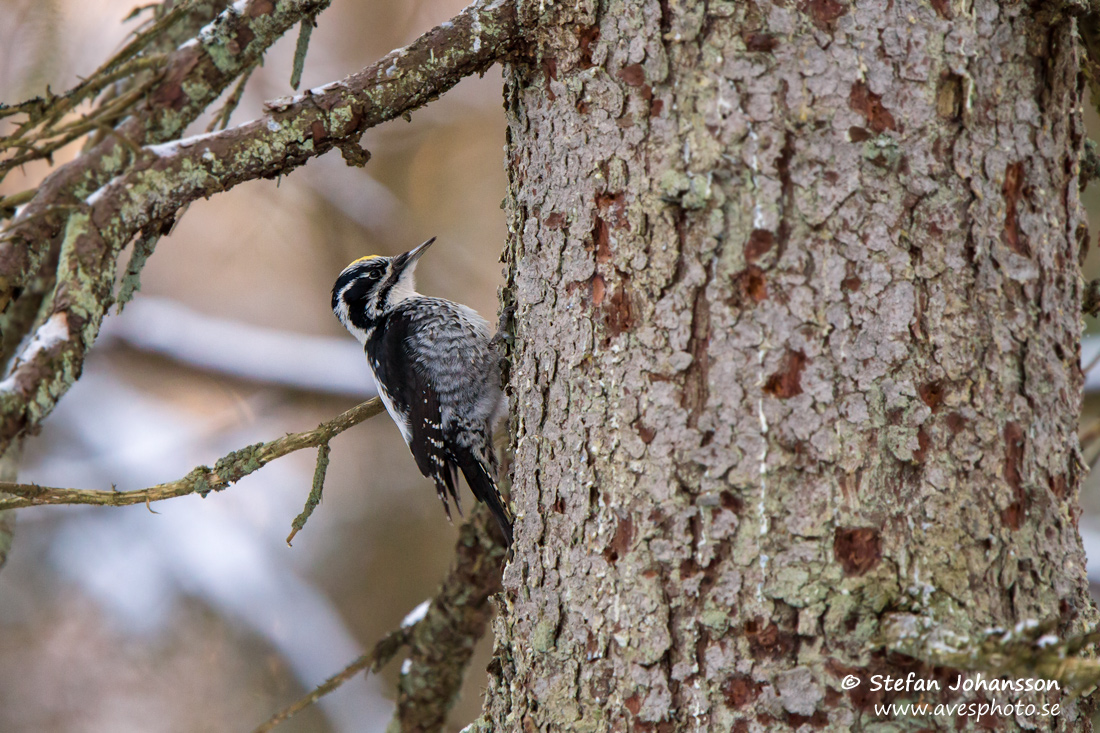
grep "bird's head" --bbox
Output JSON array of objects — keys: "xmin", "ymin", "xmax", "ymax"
[{"xmin": 331, "ymin": 237, "xmax": 436, "ymax": 342}]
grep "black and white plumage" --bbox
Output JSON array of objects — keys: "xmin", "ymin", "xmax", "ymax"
[{"xmin": 331, "ymin": 238, "xmax": 512, "ymax": 544}]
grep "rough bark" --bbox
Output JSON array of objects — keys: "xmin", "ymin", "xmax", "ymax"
[{"xmin": 486, "ymin": 0, "xmax": 1098, "ymax": 730}]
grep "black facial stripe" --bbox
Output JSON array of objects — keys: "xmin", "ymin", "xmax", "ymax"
[
  {"xmin": 347, "ymin": 302, "xmax": 375, "ymax": 332},
  {"xmin": 375, "ymin": 260, "xmax": 405, "ymax": 310},
  {"xmin": 332, "ymin": 261, "xmax": 387, "ymax": 310},
  {"xmin": 332, "ymin": 269, "xmax": 361, "ymax": 299}
]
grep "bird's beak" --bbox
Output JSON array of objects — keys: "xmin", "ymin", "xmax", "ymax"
[
  {"xmin": 406, "ymin": 237, "xmax": 436, "ymax": 263},
  {"xmin": 392, "ymin": 237, "xmax": 436, "ymax": 274}
]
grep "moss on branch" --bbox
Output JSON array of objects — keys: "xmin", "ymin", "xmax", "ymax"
[
  {"xmin": 0, "ymin": 0, "xmax": 519, "ymax": 456},
  {"xmin": 0, "ymin": 398, "xmax": 382, "ymax": 511},
  {"xmin": 0, "ymin": 0, "xmax": 333, "ymax": 315}
]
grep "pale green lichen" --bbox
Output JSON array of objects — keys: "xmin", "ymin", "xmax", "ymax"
[
  {"xmin": 213, "ymin": 442, "xmax": 266, "ymax": 484},
  {"xmin": 181, "ymin": 80, "xmax": 213, "ymax": 107},
  {"xmin": 116, "ymin": 232, "xmax": 158, "ymax": 309},
  {"xmin": 531, "ymin": 618, "xmax": 557, "ymax": 652},
  {"xmin": 188, "ymin": 466, "xmax": 216, "ymax": 498}
]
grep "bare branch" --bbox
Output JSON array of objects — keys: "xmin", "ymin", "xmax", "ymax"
[
  {"xmin": 0, "ymin": 77, "xmax": 161, "ymax": 174},
  {"xmin": 0, "ymin": 189, "xmax": 35, "ymax": 214},
  {"xmin": 253, "ymin": 506, "xmax": 507, "ymax": 733},
  {"xmin": 205, "ymin": 64, "xmax": 257, "ymax": 132},
  {"xmin": 252, "ymin": 627, "xmax": 409, "ymax": 733},
  {"xmin": 0, "ymin": 398, "xmax": 382, "ymax": 511},
  {"xmin": 392, "ymin": 507, "xmax": 508, "ymax": 731},
  {"xmin": 0, "ymin": 54, "xmax": 167, "ymax": 142},
  {"xmin": 0, "ymin": 442, "xmax": 21, "ymax": 572},
  {"xmin": 0, "ymin": 0, "xmax": 520, "ymax": 456}
]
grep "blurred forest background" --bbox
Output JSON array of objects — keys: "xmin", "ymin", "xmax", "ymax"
[
  {"xmin": 5, "ymin": 1, "xmax": 1100, "ymax": 732},
  {"xmin": 0, "ymin": 0, "xmax": 506, "ymax": 730}
]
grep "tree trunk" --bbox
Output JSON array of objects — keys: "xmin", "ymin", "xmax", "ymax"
[{"xmin": 486, "ymin": 0, "xmax": 1098, "ymax": 729}]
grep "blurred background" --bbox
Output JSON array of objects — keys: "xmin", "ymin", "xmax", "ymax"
[
  {"xmin": 0, "ymin": 0, "xmax": 506, "ymax": 730},
  {"xmin": 6, "ymin": 2, "xmax": 1100, "ymax": 732}
]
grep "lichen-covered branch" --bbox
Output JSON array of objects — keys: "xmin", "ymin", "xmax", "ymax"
[
  {"xmin": 0, "ymin": 0, "xmax": 520, "ymax": 456},
  {"xmin": 285, "ymin": 441, "xmax": 331, "ymax": 545},
  {"xmin": 0, "ymin": 0, "xmax": 235, "ymax": 369},
  {"xmin": 0, "ymin": 0, "xmax": 318, "ymax": 397},
  {"xmin": 0, "ymin": 0, "xmax": 332, "ymax": 314},
  {"xmin": 392, "ymin": 506, "xmax": 507, "ymax": 732},
  {"xmin": 884, "ymin": 613, "xmax": 1100, "ymax": 694},
  {"xmin": 289, "ymin": 14, "xmax": 316, "ymax": 90},
  {"xmin": 253, "ymin": 505, "xmax": 507, "ymax": 733},
  {"xmin": 0, "ymin": 398, "xmax": 382, "ymax": 511}
]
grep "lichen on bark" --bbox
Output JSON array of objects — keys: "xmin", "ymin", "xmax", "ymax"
[{"xmin": 486, "ymin": 0, "xmax": 1098, "ymax": 729}]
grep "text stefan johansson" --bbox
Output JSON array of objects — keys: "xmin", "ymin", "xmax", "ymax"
[{"xmin": 869, "ymin": 673, "xmax": 1060, "ymax": 693}]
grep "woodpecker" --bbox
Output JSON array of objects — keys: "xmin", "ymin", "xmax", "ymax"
[{"xmin": 331, "ymin": 238, "xmax": 513, "ymax": 544}]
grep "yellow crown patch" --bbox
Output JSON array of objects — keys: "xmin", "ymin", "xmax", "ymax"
[{"xmin": 350, "ymin": 255, "xmax": 382, "ymax": 266}]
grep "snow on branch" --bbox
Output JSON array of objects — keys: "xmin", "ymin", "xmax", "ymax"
[
  {"xmin": 0, "ymin": 0, "xmax": 335, "ymax": 309},
  {"xmin": 883, "ymin": 612, "xmax": 1100, "ymax": 694},
  {"xmin": 0, "ymin": 0, "xmax": 520, "ymax": 456},
  {"xmin": 253, "ymin": 504, "xmax": 507, "ymax": 733}
]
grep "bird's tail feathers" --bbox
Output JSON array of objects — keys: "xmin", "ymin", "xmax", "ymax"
[
  {"xmin": 433, "ymin": 463, "xmax": 462, "ymax": 522},
  {"xmin": 456, "ymin": 452, "xmax": 513, "ymax": 546}
]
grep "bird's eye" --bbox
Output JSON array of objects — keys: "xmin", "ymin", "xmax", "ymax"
[{"xmin": 333, "ymin": 261, "xmax": 386, "ymax": 310}]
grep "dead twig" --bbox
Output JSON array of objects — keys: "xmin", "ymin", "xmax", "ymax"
[
  {"xmin": 0, "ymin": 398, "xmax": 383, "ymax": 511},
  {"xmin": 253, "ymin": 505, "xmax": 508, "ymax": 733}
]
